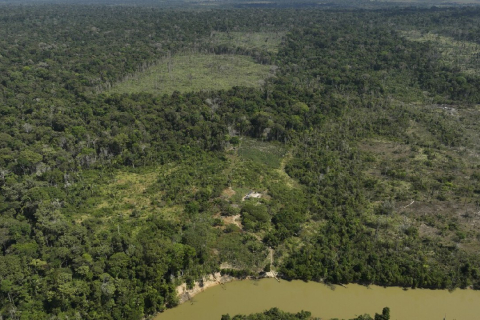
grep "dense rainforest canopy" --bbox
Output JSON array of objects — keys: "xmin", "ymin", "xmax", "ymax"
[{"xmin": 1, "ymin": 3, "xmax": 480, "ymax": 319}]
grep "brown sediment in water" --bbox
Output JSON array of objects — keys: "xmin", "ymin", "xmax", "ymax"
[{"xmin": 157, "ymin": 278, "xmax": 480, "ymax": 320}]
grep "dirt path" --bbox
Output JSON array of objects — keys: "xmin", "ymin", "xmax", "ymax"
[{"xmin": 222, "ymin": 214, "xmax": 243, "ymax": 229}]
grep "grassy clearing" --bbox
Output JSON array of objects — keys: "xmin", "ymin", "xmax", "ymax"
[
  {"xmin": 211, "ymin": 31, "xmax": 285, "ymax": 53},
  {"xmin": 93, "ymin": 169, "xmax": 162, "ymax": 218},
  {"xmin": 226, "ymin": 138, "xmax": 299, "ymax": 206},
  {"xmin": 401, "ymin": 31, "xmax": 480, "ymax": 75},
  {"xmin": 77, "ymin": 166, "xmax": 189, "ymax": 225},
  {"xmin": 109, "ymin": 54, "xmax": 274, "ymax": 95},
  {"xmin": 237, "ymin": 138, "xmax": 286, "ymax": 169}
]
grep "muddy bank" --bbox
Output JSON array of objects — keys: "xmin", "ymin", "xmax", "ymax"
[
  {"xmin": 175, "ymin": 271, "xmax": 279, "ymax": 304},
  {"xmin": 176, "ymin": 272, "xmax": 234, "ymax": 304}
]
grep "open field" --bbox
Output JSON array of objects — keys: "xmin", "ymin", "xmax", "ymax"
[
  {"xmin": 237, "ymin": 138, "xmax": 286, "ymax": 169},
  {"xmin": 108, "ymin": 54, "xmax": 274, "ymax": 95}
]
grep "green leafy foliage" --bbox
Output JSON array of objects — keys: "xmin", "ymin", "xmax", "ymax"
[
  {"xmin": 222, "ymin": 307, "xmax": 390, "ymax": 320},
  {"xmin": 1, "ymin": 4, "xmax": 480, "ymax": 320}
]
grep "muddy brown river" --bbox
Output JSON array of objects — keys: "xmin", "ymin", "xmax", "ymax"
[{"xmin": 155, "ymin": 278, "xmax": 480, "ymax": 320}]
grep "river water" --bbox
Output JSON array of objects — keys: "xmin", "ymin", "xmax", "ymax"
[{"xmin": 155, "ymin": 278, "xmax": 480, "ymax": 320}]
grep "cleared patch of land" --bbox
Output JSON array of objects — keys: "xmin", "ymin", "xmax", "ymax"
[
  {"xmin": 109, "ymin": 54, "xmax": 274, "ymax": 95},
  {"xmin": 88, "ymin": 168, "xmax": 185, "ymax": 223},
  {"xmin": 401, "ymin": 31, "xmax": 480, "ymax": 75},
  {"xmin": 358, "ymin": 128, "xmax": 480, "ymax": 252},
  {"xmin": 237, "ymin": 138, "xmax": 286, "ymax": 169}
]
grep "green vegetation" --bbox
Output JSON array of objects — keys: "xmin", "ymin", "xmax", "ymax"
[
  {"xmin": 402, "ymin": 31, "xmax": 480, "ymax": 75},
  {"xmin": 2, "ymin": 3, "xmax": 480, "ymax": 320},
  {"xmin": 237, "ymin": 138, "xmax": 286, "ymax": 169},
  {"xmin": 221, "ymin": 307, "xmax": 390, "ymax": 320},
  {"xmin": 221, "ymin": 308, "xmax": 311, "ymax": 320},
  {"xmin": 211, "ymin": 32, "xmax": 285, "ymax": 53},
  {"xmin": 109, "ymin": 54, "xmax": 274, "ymax": 95}
]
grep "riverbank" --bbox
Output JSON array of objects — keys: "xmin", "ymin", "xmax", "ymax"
[
  {"xmin": 176, "ymin": 271, "xmax": 280, "ymax": 304},
  {"xmin": 158, "ymin": 278, "xmax": 480, "ymax": 320}
]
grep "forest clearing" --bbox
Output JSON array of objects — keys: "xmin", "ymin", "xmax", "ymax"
[
  {"xmin": 108, "ymin": 54, "xmax": 275, "ymax": 95},
  {"xmin": 2, "ymin": 3, "xmax": 480, "ymax": 320}
]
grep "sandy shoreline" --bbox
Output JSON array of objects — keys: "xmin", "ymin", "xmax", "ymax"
[
  {"xmin": 176, "ymin": 272, "xmax": 234, "ymax": 304},
  {"xmin": 176, "ymin": 271, "xmax": 279, "ymax": 304}
]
